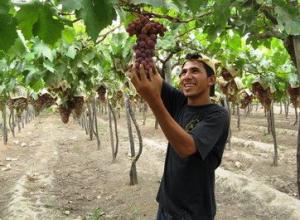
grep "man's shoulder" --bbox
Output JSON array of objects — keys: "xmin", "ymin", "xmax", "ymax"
[
  {"xmin": 205, "ymin": 104, "xmax": 229, "ymax": 122},
  {"xmin": 206, "ymin": 104, "xmax": 228, "ymax": 114}
]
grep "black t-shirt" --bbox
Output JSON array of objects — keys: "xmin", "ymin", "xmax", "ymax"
[{"xmin": 156, "ymin": 82, "xmax": 229, "ymax": 220}]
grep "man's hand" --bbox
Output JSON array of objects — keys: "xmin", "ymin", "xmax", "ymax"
[{"xmin": 127, "ymin": 64, "xmax": 163, "ymax": 104}]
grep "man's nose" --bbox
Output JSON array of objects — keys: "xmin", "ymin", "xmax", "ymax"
[{"xmin": 182, "ymin": 71, "xmax": 193, "ymax": 79}]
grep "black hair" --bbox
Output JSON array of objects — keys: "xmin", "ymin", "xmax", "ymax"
[
  {"xmin": 184, "ymin": 53, "xmax": 214, "ymax": 77},
  {"xmin": 184, "ymin": 53, "xmax": 215, "ymax": 96}
]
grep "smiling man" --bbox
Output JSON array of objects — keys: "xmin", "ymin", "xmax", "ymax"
[{"xmin": 128, "ymin": 53, "xmax": 229, "ymax": 220}]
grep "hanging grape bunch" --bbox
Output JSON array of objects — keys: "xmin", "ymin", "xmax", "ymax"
[
  {"xmin": 287, "ymin": 85, "xmax": 300, "ymax": 108},
  {"xmin": 73, "ymin": 96, "xmax": 85, "ymax": 118},
  {"xmin": 97, "ymin": 85, "xmax": 106, "ymax": 102},
  {"xmin": 13, "ymin": 97, "xmax": 28, "ymax": 118},
  {"xmin": 252, "ymin": 82, "xmax": 272, "ymax": 110},
  {"xmin": 240, "ymin": 90, "xmax": 253, "ymax": 109},
  {"xmin": 126, "ymin": 15, "xmax": 167, "ymax": 79},
  {"xmin": 221, "ymin": 67, "xmax": 234, "ymax": 81},
  {"xmin": 32, "ymin": 93, "xmax": 56, "ymax": 114},
  {"xmin": 58, "ymin": 100, "xmax": 75, "ymax": 124}
]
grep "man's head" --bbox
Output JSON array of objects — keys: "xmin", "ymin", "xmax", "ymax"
[
  {"xmin": 182, "ymin": 53, "xmax": 215, "ymax": 77},
  {"xmin": 179, "ymin": 53, "xmax": 216, "ymax": 103}
]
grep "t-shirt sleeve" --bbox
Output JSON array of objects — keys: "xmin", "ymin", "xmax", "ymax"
[
  {"xmin": 161, "ymin": 81, "xmax": 186, "ymax": 117},
  {"xmin": 189, "ymin": 109, "xmax": 229, "ymax": 160}
]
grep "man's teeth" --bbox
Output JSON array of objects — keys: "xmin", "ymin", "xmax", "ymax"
[{"xmin": 185, "ymin": 83, "xmax": 194, "ymax": 87}]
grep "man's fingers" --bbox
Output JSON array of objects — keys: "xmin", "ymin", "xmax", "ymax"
[{"xmin": 139, "ymin": 64, "xmax": 147, "ymax": 81}]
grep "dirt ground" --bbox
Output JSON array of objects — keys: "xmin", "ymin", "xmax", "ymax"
[{"xmin": 1, "ymin": 106, "xmax": 300, "ymax": 220}]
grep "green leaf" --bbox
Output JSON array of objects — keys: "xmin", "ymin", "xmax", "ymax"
[
  {"xmin": 0, "ymin": 0, "xmax": 10, "ymax": 15},
  {"xmin": 31, "ymin": 78, "xmax": 44, "ymax": 91},
  {"xmin": 61, "ymin": 0, "xmax": 83, "ymax": 11},
  {"xmin": 129, "ymin": 0, "xmax": 167, "ymax": 7},
  {"xmin": 62, "ymin": 26, "xmax": 76, "ymax": 44},
  {"xmin": 0, "ymin": 14, "xmax": 18, "ymax": 52},
  {"xmin": 272, "ymin": 50, "xmax": 287, "ymax": 66},
  {"xmin": 32, "ymin": 5, "xmax": 64, "ymax": 45},
  {"xmin": 79, "ymin": 0, "xmax": 117, "ymax": 41},
  {"xmin": 0, "ymin": 85, "xmax": 5, "ymax": 94},
  {"xmin": 117, "ymin": 9, "xmax": 136, "ymax": 27},
  {"xmin": 227, "ymin": 33, "xmax": 242, "ymax": 52},
  {"xmin": 7, "ymin": 37, "xmax": 27, "ymax": 57},
  {"xmin": 214, "ymin": 0, "xmax": 231, "ymax": 28},
  {"xmin": 8, "ymin": 78, "xmax": 16, "ymax": 91},
  {"xmin": 33, "ymin": 42, "xmax": 54, "ymax": 61},
  {"xmin": 275, "ymin": 6, "xmax": 300, "ymax": 35},
  {"xmin": 171, "ymin": 0, "xmax": 185, "ymax": 8},
  {"xmin": 26, "ymin": 71, "xmax": 39, "ymax": 86},
  {"xmin": 83, "ymin": 51, "xmax": 96, "ymax": 64},
  {"xmin": 66, "ymin": 45, "xmax": 77, "ymax": 59},
  {"xmin": 205, "ymin": 25, "xmax": 218, "ymax": 42},
  {"xmin": 43, "ymin": 60, "xmax": 55, "ymax": 73},
  {"xmin": 16, "ymin": 3, "xmax": 39, "ymax": 39},
  {"xmin": 186, "ymin": 0, "xmax": 204, "ymax": 14}
]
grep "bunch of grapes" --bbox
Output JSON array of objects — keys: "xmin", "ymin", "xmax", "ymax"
[
  {"xmin": 287, "ymin": 85, "xmax": 300, "ymax": 108},
  {"xmin": 219, "ymin": 80, "xmax": 238, "ymax": 102},
  {"xmin": 221, "ymin": 68, "xmax": 233, "ymax": 81},
  {"xmin": 73, "ymin": 96, "xmax": 85, "ymax": 118},
  {"xmin": 9, "ymin": 98, "xmax": 28, "ymax": 118},
  {"xmin": 97, "ymin": 85, "xmax": 106, "ymax": 102},
  {"xmin": 126, "ymin": 15, "xmax": 167, "ymax": 78},
  {"xmin": 240, "ymin": 91, "xmax": 253, "ymax": 109},
  {"xmin": 58, "ymin": 100, "xmax": 75, "ymax": 124},
  {"xmin": 252, "ymin": 82, "xmax": 272, "ymax": 110},
  {"xmin": 32, "ymin": 93, "xmax": 56, "ymax": 113},
  {"xmin": 7, "ymin": 99, "xmax": 14, "ymax": 110}
]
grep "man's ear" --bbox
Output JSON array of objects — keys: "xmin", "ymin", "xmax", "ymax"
[{"xmin": 208, "ymin": 75, "xmax": 216, "ymax": 86}]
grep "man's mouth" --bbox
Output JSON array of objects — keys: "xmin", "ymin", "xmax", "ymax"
[{"xmin": 183, "ymin": 83, "xmax": 196, "ymax": 88}]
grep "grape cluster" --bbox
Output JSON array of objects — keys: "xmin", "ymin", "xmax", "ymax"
[
  {"xmin": 126, "ymin": 15, "xmax": 167, "ymax": 78},
  {"xmin": 240, "ymin": 91, "xmax": 253, "ymax": 109},
  {"xmin": 252, "ymin": 83, "xmax": 272, "ymax": 110},
  {"xmin": 221, "ymin": 68, "xmax": 233, "ymax": 81},
  {"xmin": 73, "ymin": 96, "xmax": 84, "ymax": 118},
  {"xmin": 97, "ymin": 85, "xmax": 106, "ymax": 102},
  {"xmin": 58, "ymin": 100, "xmax": 75, "ymax": 124},
  {"xmin": 7, "ymin": 97, "xmax": 28, "ymax": 117},
  {"xmin": 287, "ymin": 85, "xmax": 300, "ymax": 108},
  {"xmin": 32, "ymin": 93, "xmax": 56, "ymax": 114}
]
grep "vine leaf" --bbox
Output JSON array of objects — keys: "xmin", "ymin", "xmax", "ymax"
[
  {"xmin": 66, "ymin": 45, "xmax": 77, "ymax": 59},
  {"xmin": 130, "ymin": 0, "xmax": 167, "ymax": 7},
  {"xmin": 16, "ymin": 3, "xmax": 39, "ymax": 39},
  {"xmin": 78, "ymin": 0, "xmax": 117, "ymax": 42},
  {"xmin": 62, "ymin": 26, "xmax": 76, "ymax": 44},
  {"xmin": 16, "ymin": 3, "xmax": 64, "ymax": 45},
  {"xmin": 61, "ymin": 0, "xmax": 83, "ymax": 11},
  {"xmin": 186, "ymin": 0, "xmax": 204, "ymax": 14},
  {"xmin": 0, "ymin": 14, "xmax": 18, "ymax": 52},
  {"xmin": 33, "ymin": 42, "xmax": 54, "ymax": 61},
  {"xmin": 275, "ymin": 6, "xmax": 300, "ymax": 35}
]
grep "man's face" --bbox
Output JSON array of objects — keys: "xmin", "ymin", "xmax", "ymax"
[{"xmin": 179, "ymin": 60, "xmax": 214, "ymax": 98}]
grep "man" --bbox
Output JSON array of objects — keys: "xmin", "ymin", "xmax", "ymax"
[{"xmin": 128, "ymin": 53, "xmax": 229, "ymax": 220}]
